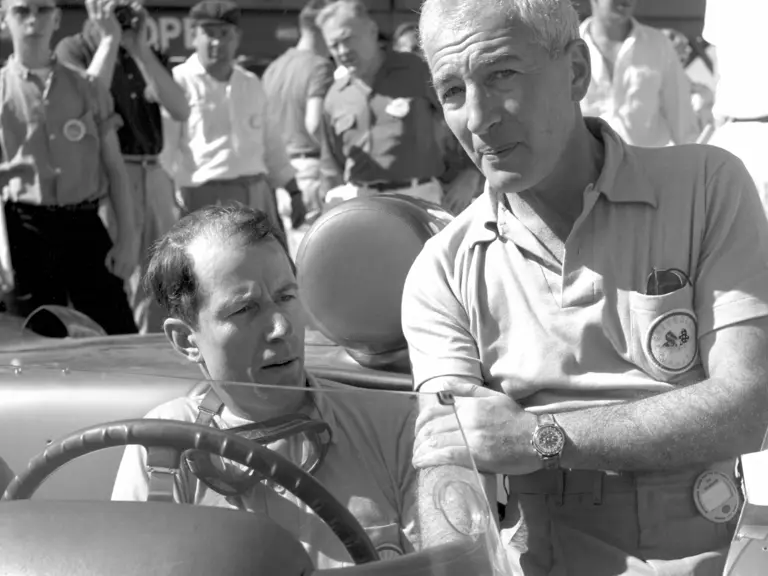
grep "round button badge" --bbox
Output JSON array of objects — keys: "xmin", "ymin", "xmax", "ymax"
[
  {"xmin": 693, "ymin": 470, "xmax": 740, "ymax": 524},
  {"xmin": 644, "ymin": 309, "xmax": 698, "ymax": 373},
  {"xmin": 63, "ymin": 119, "xmax": 86, "ymax": 142}
]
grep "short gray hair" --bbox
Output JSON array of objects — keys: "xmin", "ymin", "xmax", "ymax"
[
  {"xmin": 316, "ymin": 0, "xmax": 372, "ymax": 30},
  {"xmin": 419, "ymin": 0, "xmax": 580, "ymax": 59}
]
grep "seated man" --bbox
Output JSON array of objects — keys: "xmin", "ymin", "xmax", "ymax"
[{"xmin": 112, "ymin": 204, "xmax": 417, "ymax": 569}]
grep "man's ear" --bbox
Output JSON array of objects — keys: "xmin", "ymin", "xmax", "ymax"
[
  {"xmin": 565, "ymin": 38, "xmax": 592, "ymax": 102},
  {"xmin": 163, "ymin": 317, "xmax": 204, "ymax": 364}
]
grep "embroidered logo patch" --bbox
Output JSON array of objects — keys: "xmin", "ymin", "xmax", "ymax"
[
  {"xmin": 63, "ymin": 119, "xmax": 86, "ymax": 142},
  {"xmin": 644, "ymin": 309, "xmax": 698, "ymax": 373},
  {"xmin": 375, "ymin": 543, "xmax": 405, "ymax": 560}
]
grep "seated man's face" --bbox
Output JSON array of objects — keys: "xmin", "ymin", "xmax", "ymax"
[{"xmin": 186, "ymin": 235, "xmax": 306, "ymax": 390}]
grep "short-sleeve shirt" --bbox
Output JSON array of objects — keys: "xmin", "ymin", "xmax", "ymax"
[
  {"xmin": 402, "ymin": 119, "xmax": 768, "ymax": 413},
  {"xmin": 54, "ymin": 24, "xmax": 168, "ymax": 156},
  {"xmin": 111, "ymin": 375, "xmax": 418, "ymax": 569},
  {"xmin": 320, "ymin": 50, "xmax": 444, "ymax": 185},
  {"xmin": 0, "ymin": 57, "xmax": 119, "ymax": 206},
  {"xmin": 261, "ymin": 47, "xmax": 334, "ymax": 158}
]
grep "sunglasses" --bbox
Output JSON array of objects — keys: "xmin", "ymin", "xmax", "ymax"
[
  {"xmin": 8, "ymin": 4, "xmax": 56, "ymax": 18},
  {"xmin": 183, "ymin": 413, "xmax": 333, "ymax": 497}
]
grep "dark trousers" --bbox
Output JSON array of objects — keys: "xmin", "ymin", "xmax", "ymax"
[{"xmin": 4, "ymin": 202, "xmax": 137, "ymax": 335}]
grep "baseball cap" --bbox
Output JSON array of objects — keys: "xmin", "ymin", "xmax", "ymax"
[{"xmin": 189, "ymin": 0, "xmax": 241, "ymax": 26}]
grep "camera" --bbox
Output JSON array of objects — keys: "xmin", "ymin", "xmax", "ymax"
[{"xmin": 113, "ymin": 4, "xmax": 139, "ymax": 30}]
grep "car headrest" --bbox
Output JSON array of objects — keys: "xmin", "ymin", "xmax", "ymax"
[
  {"xmin": 0, "ymin": 500, "xmax": 313, "ymax": 576},
  {"xmin": 296, "ymin": 194, "xmax": 453, "ymax": 372}
]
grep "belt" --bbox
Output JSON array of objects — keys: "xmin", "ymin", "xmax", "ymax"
[
  {"xmin": 507, "ymin": 469, "xmax": 636, "ymax": 501},
  {"xmin": 122, "ymin": 155, "xmax": 160, "ymax": 166},
  {"xmin": 203, "ymin": 173, "xmax": 266, "ymax": 186},
  {"xmin": 731, "ymin": 115, "xmax": 768, "ymax": 123},
  {"xmin": 361, "ymin": 176, "xmax": 433, "ymax": 192},
  {"xmin": 289, "ymin": 151, "xmax": 320, "ymax": 160},
  {"xmin": 5, "ymin": 198, "xmax": 101, "ymax": 213}
]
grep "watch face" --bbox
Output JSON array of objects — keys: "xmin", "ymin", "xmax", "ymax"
[{"xmin": 533, "ymin": 424, "xmax": 565, "ymax": 457}]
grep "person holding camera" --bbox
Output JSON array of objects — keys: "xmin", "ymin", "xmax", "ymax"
[{"xmin": 55, "ymin": 0, "xmax": 190, "ymax": 334}]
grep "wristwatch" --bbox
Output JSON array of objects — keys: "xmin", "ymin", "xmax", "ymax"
[{"xmin": 531, "ymin": 414, "xmax": 566, "ymax": 469}]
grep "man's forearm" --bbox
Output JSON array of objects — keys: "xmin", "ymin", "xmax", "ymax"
[
  {"xmin": 559, "ymin": 375, "xmax": 768, "ymax": 471},
  {"xmin": 105, "ymin": 163, "xmax": 134, "ymax": 241},
  {"xmin": 88, "ymin": 36, "xmax": 120, "ymax": 87},
  {"xmin": 132, "ymin": 47, "xmax": 190, "ymax": 121}
]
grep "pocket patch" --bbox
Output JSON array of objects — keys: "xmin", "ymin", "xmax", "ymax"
[{"xmin": 644, "ymin": 308, "xmax": 698, "ymax": 374}]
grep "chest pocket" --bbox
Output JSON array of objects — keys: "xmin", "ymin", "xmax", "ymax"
[{"xmin": 628, "ymin": 284, "xmax": 700, "ymax": 382}]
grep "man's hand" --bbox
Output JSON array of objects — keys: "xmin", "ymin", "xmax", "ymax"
[
  {"xmin": 0, "ymin": 156, "xmax": 36, "ymax": 190},
  {"xmin": 413, "ymin": 382, "xmax": 542, "ymax": 476},
  {"xmin": 120, "ymin": 3, "xmax": 150, "ymax": 57},
  {"xmin": 285, "ymin": 180, "xmax": 307, "ymax": 228},
  {"xmin": 105, "ymin": 233, "xmax": 138, "ymax": 280},
  {"xmin": 86, "ymin": 0, "xmax": 121, "ymax": 41}
]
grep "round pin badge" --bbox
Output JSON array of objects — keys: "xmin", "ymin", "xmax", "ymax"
[
  {"xmin": 63, "ymin": 119, "xmax": 86, "ymax": 142},
  {"xmin": 385, "ymin": 98, "xmax": 411, "ymax": 119},
  {"xmin": 693, "ymin": 470, "xmax": 741, "ymax": 524},
  {"xmin": 644, "ymin": 309, "xmax": 698, "ymax": 373}
]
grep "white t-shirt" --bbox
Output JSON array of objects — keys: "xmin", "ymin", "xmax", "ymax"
[{"xmin": 703, "ymin": 0, "xmax": 768, "ymax": 119}]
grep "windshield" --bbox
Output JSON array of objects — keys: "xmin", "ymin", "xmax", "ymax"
[{"xmin": 0, "ymin": 365, "xmax": 512, "ymax": 575}]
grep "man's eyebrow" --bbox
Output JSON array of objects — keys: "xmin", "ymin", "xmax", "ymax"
[
  {"xmin": 275, "ymin": 281, "xmax": 299, "ymax": 294},
  {"xmin": 433, "ymin": 53, "xmax": 523, "ymax": 87}
]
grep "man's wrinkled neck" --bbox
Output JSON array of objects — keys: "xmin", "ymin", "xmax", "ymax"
[
  {"xmin": 212, "ymin": 377, "xmax": 313, "ymax": 423},
  {"xmin": 591, "ymin": 14, "xmax": 633, "ymax": 42}
]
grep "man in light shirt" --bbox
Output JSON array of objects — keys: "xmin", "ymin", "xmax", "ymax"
[
  {"xmin": 579, "ymin": 0, "xmax": 700, "ymax": 147},
  {"xmin": 704, "ymin": 0, "xmax": 768, "ymax": 208},
  {"xmin": 161, "ymin": 0, "xmax": 305, "ymax": 230}
]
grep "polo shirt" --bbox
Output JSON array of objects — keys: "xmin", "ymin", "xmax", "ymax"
[
  {"xmin": 402, "ymin": 119, "xmax": 768, "ymax": 413},
  {"xmin": 112, "ymin": 375, "xmax": 418, "ymax": 569},
  {"xmin": 0, "ymin": 57, "xmax": 119, "ymax": 206},
  {"xmin": 261, "ymin": 48, "xmax": 335, "ymax": 158},
  {"xmin": 320, "ymin": 50, "xmax": 445, "ymax": 185},
  {"xmin": 54, "ymin": 23, "xmax": 169, "ymax": 157}
]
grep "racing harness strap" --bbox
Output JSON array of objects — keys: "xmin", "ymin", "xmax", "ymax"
[
  {"xmin": 146, "ymin": 388, "xmax": 224, "ymax": 503},
  {"xmin": 145, "ymin": 387, "xmax": 332, "ymax": 504}
]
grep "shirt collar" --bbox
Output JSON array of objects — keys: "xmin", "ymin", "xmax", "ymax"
[
  {"xmin": 305, "ymin": 372, "xmax": 340, "ymax": 444},
  {"xmin": 465, "ymin": 117, "xmax": 657, "ymax": 248},
  {"xmin": 6, "ymin": 54, "xmax": 58, "ymax": 79}
]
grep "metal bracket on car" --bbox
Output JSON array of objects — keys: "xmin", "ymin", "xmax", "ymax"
[{"xmin": 437, "ymin": 390, "xmax": 455, "ymax": 406}]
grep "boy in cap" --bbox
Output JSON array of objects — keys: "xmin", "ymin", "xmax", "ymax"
[
  {"xmin": 161, "ymin": 0, "xmax": 306, "ymax": 232},
  {"xmin": 0, "ymin": 0, "xmax": 138, "ymax": 334}
]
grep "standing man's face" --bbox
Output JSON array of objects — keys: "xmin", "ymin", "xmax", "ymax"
[
  {"xmin": 590, "ymin": 0, "xmax": 636, "ymax": 24},
  {"xmin": 193, "ymin": 22, "xmax": 240, "ymax": 69},
  {"xmin": 2, "ymin": 0, "xmax": 60, "ymax": 44},
  {"xmin": 320, "ymin": 14, "xmax": 379, "ymax": 79},
  {"xmin": 184, "ymin": 236, "xmax": 308, "ymax": 414},
  {"xmin": 394, "ymin": 29, "xmax": 422, "ymax": 59},
  {"xmin": 424, "ymin": 16, "xmax": 591, "ymax": 195}
]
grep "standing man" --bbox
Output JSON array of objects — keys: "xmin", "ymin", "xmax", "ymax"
[
  {"xmin": 316, "ymin": 0, "xmax": 472, "ymax": 207},
  {"xmin": 0, "ymin": 0, "xmax": 138, "ymax": 334},
  {"xmin": 261, "ymin": 0, "xmax": 334, "ymax": 257},
  {"xmin": 162, "ymin": 0, "xmax": 305, "ymax": 231},
  {"xmin": 404, "ymin": 0, "xmax": 768, "ymax": 574},
  {"xmin": 55, "ymin": 0, "xmax": 190, "ymax": 334},
  {"xmin": 703, "ymin": 0, "xmax": 768, "ymax": 209},
  {"xmin": 580, "ymin": 0, "xmax": 700, "ymax": 147}
]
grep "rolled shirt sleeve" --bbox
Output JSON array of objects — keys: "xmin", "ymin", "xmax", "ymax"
[
  {"xmin": 695, "ymin": 151, "xmax": 768, "ymax": 335},
  {"xmin": 402, "ymin": 240, "xmax": 484, "ymax": 390}
]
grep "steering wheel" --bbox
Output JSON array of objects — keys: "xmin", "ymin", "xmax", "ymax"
[{"xmin": 2, "ymin": 419, "xmax": 379, "ymax": 565}]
